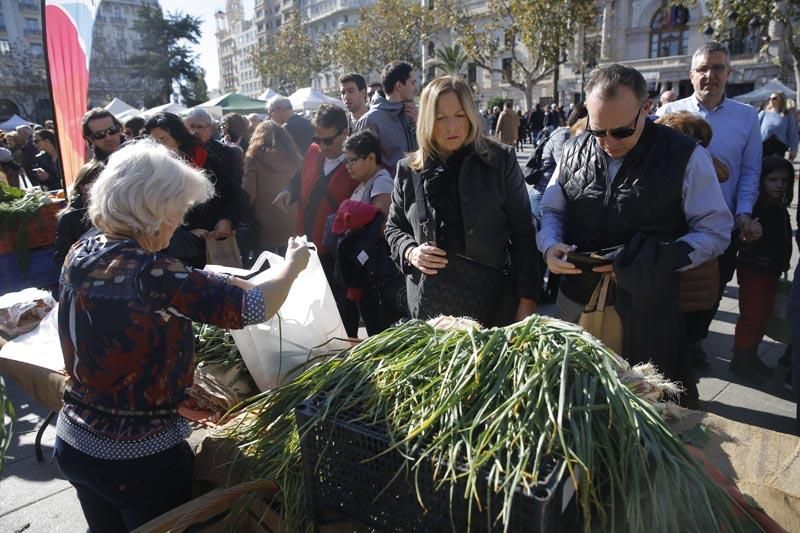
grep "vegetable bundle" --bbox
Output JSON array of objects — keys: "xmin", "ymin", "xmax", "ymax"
[{"xmin": 226, "ymin": 316, "xmax": 746, "ymax": 532}]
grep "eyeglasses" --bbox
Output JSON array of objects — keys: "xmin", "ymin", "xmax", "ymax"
[
  {"xmin": 344, "ymin": 155, "xmax": 365, "ymax": 167},
  {"xmin": 186, "ymin": 123, "xmax": 210, "ymax": 131},
  {"xmin": 692, "ymin": 64, "xmax": 727, "ymax": 75},
  {"xmin": 312, "ymin": 128, "xmax": 344, "ymax": 146},
  {"xmin": 769, "ymin": 96, "xmax": 779, "ymax": 101},
  {"xmin": 586, "ymin": 107, "xmax": 642, "ymax": 139},
  {"xmin": 90, "ymin": 125, "xmax": 120, "ymax": 140}
]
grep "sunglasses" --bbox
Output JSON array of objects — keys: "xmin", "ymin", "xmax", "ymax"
[
  {"xmin": 586, "ymin": 107, "xmax": 642, "ymax": 139},
  {"xmin": 312, "ymin": 128, "xmax": 344, "ymax": 146},
  {"xmin": 90, "ymin": 125, "xmax": 121, "ymax": 140},
  {"xmin": 769, "ymin": 96, "xmax": 779, "ymax": 101}
]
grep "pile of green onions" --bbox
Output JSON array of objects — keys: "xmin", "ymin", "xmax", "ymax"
[{"xmin": 225, "ymin": 315, "xmax": 747, "ymax": 532}]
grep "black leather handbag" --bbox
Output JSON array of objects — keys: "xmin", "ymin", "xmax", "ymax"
[{"xmin": 409, "ymin": 170, "xmax": 506, "ymax": 326}]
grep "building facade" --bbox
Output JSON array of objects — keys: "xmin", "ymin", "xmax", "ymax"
[
  {"xmin": 216, "ymin": 0, "xmax": 270, "ymax": 99},
  {"xmin": 89, "ymin": 0, "xmax": 162, "ymax": 109},
  {"xmin": 0, "ymin": 0, "xmax": 49, "ymax": 123},
  {"xmin": 424, "ymin": 0, "xmax": 788, "ymax": 111}
]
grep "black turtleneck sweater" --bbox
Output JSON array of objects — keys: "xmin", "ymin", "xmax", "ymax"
[{"xmin": 423, "ymin": 146, "xmax": 471, "ymax": 255}]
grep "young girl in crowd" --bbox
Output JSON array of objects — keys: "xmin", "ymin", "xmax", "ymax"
[{"xmin": 731, "ymin": 156, "xmax": 795, "ymax": 382}]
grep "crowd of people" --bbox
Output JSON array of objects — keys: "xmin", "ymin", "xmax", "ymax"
[{"xmin": 0, "ymin": 40, "xmax": 796, "ymax": 531}]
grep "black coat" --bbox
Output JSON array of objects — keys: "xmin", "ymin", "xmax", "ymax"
[
  {"xmin": 53, "ymin": 193, "xmax": 91, "ymax": 266},
  {"xmin": 385, "ymin": 141, "xmax": 540, "ymax": 302},
  {"xmin": 33, "ymin": 151, "xmax": 62, "ymax": 190},
  {"xmin": 284, "ymin": 114, "xmax": 314, "ymax": 156}
]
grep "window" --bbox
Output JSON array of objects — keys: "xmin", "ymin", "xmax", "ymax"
[
  {"xmin": 30, "ymin": 43, "xmax": 42, "ymax": 56},
  {"xmin": 0, "ymin": 13, "xmax": 5, "ymax": 31},
  {"xmin": 467, "ymin": 63, "xmax": 476, "ymax": 84},
  {"xmin": 502, "ymin": 58, "xmax": 513, "ymax": 79},
  {"xmin": 0, "ymin": 39, "xmax": 10, "ymax": 55},
  {"xmin": 649, "ymin": 4, "xmax": 688, "ymax": 58},
  {"xmin": 24, "ymin": 18, "xmax": 39, "ymax": 31}
]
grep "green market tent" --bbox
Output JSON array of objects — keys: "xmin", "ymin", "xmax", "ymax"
[{"xmin": 199, "ymin": 92, "xmax": 267, "ymax": 115}]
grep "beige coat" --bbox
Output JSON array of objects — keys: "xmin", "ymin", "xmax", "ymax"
[
  {"xmin": 243, "ymin": 148, "xmax": 301, "ymax": 250},
  {"xmin": 496, "ymin": 109, "xmax": 519, "ymax": 146}
]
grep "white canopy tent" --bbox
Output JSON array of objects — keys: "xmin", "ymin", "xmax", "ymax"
[
  {"xmin": 114, "ymin": 108, "xmax": 144, "ymax": 123},
  {"xmin": 0, "ymin": 114, "xmax": 30, "ymax": 131},
  {"xmin": 733, "ymin": 79, "xmax": 797, "ymax": 104},
  {"xmin": 288, "ymin": 87, "xmax": 345, "ymax": 112},
  {"xmin": 104, "ymin": 98, "xmax": 137, "ymax": 117},
  {"xmin": 142, "ymin": 102, "xmax": 188, "ymax": 119},
  {"xmin": 258, "ymin": 88, "xmax": 279, "ymax": 101}
]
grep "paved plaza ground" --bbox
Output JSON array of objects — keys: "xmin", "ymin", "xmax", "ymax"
[{"xmin": 0, "ymin": 146, "xmax": 797, "ymax": 532}]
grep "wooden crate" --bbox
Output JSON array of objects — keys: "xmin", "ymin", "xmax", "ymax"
[{"xmin": 0, "ymin": 202, "xmax": 63, "ymax": 254}]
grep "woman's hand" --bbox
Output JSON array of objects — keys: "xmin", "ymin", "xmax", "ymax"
[
  {"xmin": 406, "ymin": 243, "xmax": 448, "ymax": 275},
  {"xmin": 273, "ymin": 191, "xmax": 291, "ymax": 213},
  {"xmin": 208, "ymin": 219, "xmax": 233, "ymax": 240},
  {"xmin": 285, "ymin": 236, "xmax": 310, "ymax": 275},
  {"xmin": 515, "ymin": 297, "xmax": 537, "ymax": 321}
]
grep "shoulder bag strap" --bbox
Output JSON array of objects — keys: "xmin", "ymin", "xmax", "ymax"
[{"xmin": 410, "ymin": 169, "xmax": 434, "ymax": 243}]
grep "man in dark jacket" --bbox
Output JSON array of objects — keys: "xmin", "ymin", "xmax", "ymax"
[
  {"xmin": 53, "ymin": 108, "xmax": 123, "ymax": 265},
  {"xmin": 267, "ymin": 96, "xmax": 314, "ymax": 155},
  {"xmin": 537, "ymin": 64, "xmax": 732, "ymax": 405}
]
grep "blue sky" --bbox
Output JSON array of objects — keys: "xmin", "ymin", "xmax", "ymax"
[{"xmin": 158, "ymin": 0, "xmax": 255, "ymax": 92}]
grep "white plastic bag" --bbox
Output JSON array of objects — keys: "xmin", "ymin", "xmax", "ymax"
[{"xmin": 229, "ymin": 247, "xmax": 350, "ymax": 391}]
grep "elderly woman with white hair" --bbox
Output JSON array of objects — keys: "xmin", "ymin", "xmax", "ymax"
[{"xmin": 52, "ymin": 139, "xmax": 309, "ymax": 532}]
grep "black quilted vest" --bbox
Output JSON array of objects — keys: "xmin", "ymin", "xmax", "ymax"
[{"xmin": 557, "ymin": 120, "xmax": 697, "ymax": 304}]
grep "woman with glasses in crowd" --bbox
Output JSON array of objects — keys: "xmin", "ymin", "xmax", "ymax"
[
  {"xmin": 144, "ymin": 112, "xmax": 243, "ymax": 267},
  {"xmin": 760, "ymin": 92, "xmax": 798, "ymax": 160},
  {"xmin": 385, "ymin": 76, "xmax": 540, "ymax": 327}
]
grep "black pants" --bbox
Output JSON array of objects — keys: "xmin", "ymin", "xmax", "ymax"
[
  {"xmin": 684, "ymin": 237, "xmax": 739, "ymax": 343},
  {"xmin": 54, "ymin": 437, "xmax": 193, "ymax": 532},
  {"xmin": 320, "ymin": 253, "xmax": 360, "ymax": 338}
]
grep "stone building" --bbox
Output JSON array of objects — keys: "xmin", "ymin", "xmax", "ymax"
[
  {"xmin": 0, "ymin": 0, "xmax": 164, "ymax": 124},
  {"xmin": 216, "ymin": 0, "xmax": 269, "ymax": 99},
  {"xmin": 424, "ymin": 0, "xmax": 789, "ymax": 111},
  {"xmin": 0, "ymin": 0, "xmax": 50, "ymax": 123},
  {"xmin": 88, "ymin": 0, "xmax": 162, "ymax": 109}
]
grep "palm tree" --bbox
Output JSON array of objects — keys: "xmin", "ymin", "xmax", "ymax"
[{"xmin": 433, "ymin": 44, "xmax": 468, "ymax": 76}]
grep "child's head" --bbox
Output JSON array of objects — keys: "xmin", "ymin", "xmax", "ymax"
[
  {"xmin": 760, "ymin": 156, "xmax": 795, "ymax": 206},
  {"xmin": 342, "ymin": 129, "xmax": 382, "ymax": 183}
]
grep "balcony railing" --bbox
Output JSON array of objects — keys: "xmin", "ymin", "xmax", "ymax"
[
  {"xmin": 20, "ymin": 2, "xmax": 38, "ymax": 12},
  {"xmin": 111, "ymin": 16, "xmax": 127, "ymax": 25},
  {"xmin": 23, "ymin": 28, "xmax": 42, "ymax": 37}
]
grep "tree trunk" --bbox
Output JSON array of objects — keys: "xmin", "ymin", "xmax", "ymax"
[
  {"xmin": 552, "ymin": 63, "xmax": 560, "ymax": 104},
  {"xmin": 794, "ymin": 60, "xmax": 800, "ymax": 110},
  {"xmin": 524, "ymin": 79, "xmax": 534, "ymax": 110}
]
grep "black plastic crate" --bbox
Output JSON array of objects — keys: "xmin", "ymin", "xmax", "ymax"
[{"xmin": 296, "ymin": 395, "xmax": 580, "ymax": 532}]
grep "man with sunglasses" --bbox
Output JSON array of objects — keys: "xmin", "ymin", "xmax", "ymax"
[
  {"xmin": 537, "ymin": 64, "xmax": 732, "ymax": 402},
  {"xmin": 53, "ymin": 109, "xmax": 123, "ymax": 265},
  {"xmin": 657, "ymin": 42, "xmax": 763, "ymax": 369}
]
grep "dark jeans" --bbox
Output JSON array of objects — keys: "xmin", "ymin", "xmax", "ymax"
[
  {"xmin": 54, "ymin": 437, "xmax": 193, "ymax": 532},
  {"xmin": 684, "ymin": 238, "xmax": 739, "ymax": 343}
]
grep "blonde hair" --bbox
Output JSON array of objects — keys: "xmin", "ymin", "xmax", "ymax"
[
  {"xmin": 656, "ymin": 111, "xmax": 730, "ymax": 183},
  {"xmin": 409, "ymin": 76, "xmax": 488, "ymax": 171},
  {"xmin": 88, "ymin": 139, "xmax": 214, "ymax": 238},
  {"xmin": 767, "ymin": 91, "xmax": 787, "ymax": 115}
]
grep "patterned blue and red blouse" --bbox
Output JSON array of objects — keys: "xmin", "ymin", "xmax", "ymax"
[{"xmin": 56, "ymin": 234, "xmax": 264, "ymax": 460}]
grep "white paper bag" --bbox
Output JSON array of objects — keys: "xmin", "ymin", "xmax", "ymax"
[{"xmin": 229, "ymin": 247, "xmax": 350, "ymax": 391}]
